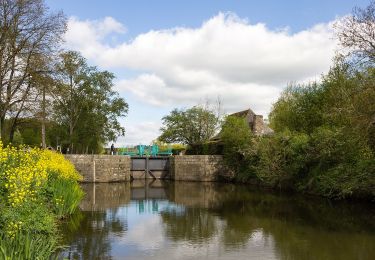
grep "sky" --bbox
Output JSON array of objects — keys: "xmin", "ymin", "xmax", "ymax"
[{"xmin": 45, "ymin": 0, "xmax": 370, "ymax": 146}]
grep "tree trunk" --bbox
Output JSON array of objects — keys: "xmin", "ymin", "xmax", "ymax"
[
  {"xmin": 69, "ymin": 75, "xmax": 74, "ymax": 153},
  {"xmin": 0, "ymin": 115, "xmax": 4, "ymax": 140},
  {"xmin": 41, "ymin": 85, "xmax": 46, "ymax": 148},
  {"xmin": 9, "ymin": 117, "xmax": 18, "ymax": 143}
]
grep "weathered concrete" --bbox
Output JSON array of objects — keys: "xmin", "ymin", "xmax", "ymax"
[
  {"xmin": 66, "ymin": 154, "xmax": 233, "ymax": 183},
  {"xmin": 169, "ymin": 155, "xmax": 234, "ymax": 182},
  {"xmin": 65, "ymin": 155, "xmax": 131, "ymax": 182}
]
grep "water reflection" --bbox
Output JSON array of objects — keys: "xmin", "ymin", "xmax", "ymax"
[{"xmin": 59, "ymin": 181, "xmax": 375, "ymax": 260}]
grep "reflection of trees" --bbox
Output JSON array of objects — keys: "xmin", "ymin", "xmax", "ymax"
[
  {"xmin": 59, "ymin": 209, "xmax": 128, "ymax": 259},
  {"xmin": 212, "ymin": 187, "xmax": 375, "ymax": 259},
  {"xmin": 58, "ymin": 212, "xmax": 109, "ymax": 259},
  {"xmin": 58, "ymin": 182, "xmax": 375, "ymax": 259},
  {"xmin": 264, "ymin": 219, "xmax": 375, "ymax": 260},
  {"xmin": 164, "ymin": 182, "xmax": 375, "ymax": 259},
  {"xmin": 161, "ymin": 207, "xmax": 217, "ymax": 243}
]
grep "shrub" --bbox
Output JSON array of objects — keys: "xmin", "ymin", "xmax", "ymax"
[
  {"xmin": 255, "ymin": 131, "xmax": 310, "ymax": 189},
  {"xmin": 0, "ymin": 141, "xmax": 84, "ymax": 258},
  {"xmin": 220, "ymin": 116, "xmax": 256, "ymax": 181}
]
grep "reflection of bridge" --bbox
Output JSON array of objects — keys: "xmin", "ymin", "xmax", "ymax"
[
  {"xmin": 131, "ymin": 179, "xmax": 169, "ymax": 200},
  {"xmin": 79, "ymin": 180, "xmax": 171, "ymax": 211},
  {"xmin": 79, "ymin": 180, "xmax": 228, "ymax": 211}
]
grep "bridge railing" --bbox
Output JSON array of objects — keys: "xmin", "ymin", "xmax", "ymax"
[{"xmin": 118, "ymin": 145, "xmax": 173, "ymax": 157}]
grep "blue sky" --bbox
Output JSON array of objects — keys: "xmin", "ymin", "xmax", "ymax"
[
  {"xmin": 47, "ymin": 0, "xmax": 369, "ymax": 34},
  {"xmin": 45, "ymin": 0, "xmax": 370, "ymax": 146}
]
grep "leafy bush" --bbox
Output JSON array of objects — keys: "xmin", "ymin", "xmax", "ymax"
[
  {"xmin": 0, "ymin": 141, "xmax": 84, "ymax": 258},
  {"xmin": 252, "ymin": 63, "xmax": 375, "ymax": 199},
  {"xmin": 220, "ymin": 116, "xmax": 256, "ymax": 181},
  {"xmin": 255, "ymin": 131, "xmax": 310, "ymax": 188}
]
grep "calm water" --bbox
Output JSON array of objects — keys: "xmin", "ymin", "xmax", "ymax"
[{"xmin": 58, "ymin": 180, "xmax": 375, "ymax": 260}]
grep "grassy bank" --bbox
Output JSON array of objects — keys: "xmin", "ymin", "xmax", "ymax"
[{"xmin": 0, "ymin": 142, "xmax": 83, "ymax": 259}]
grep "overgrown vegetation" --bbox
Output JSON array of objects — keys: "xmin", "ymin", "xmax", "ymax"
[
  {"xmin": 254, "ymin": 62, "xmax": 375, "ymax": 199},
  {"xmin": 0, "ymin": 142, "xmax": 83, "ymax": 259},
  {"xmin": 218, "ymin": 0, "xmax": 375, "ymax": 199}
]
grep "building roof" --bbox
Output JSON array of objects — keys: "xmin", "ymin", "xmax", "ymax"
[{"xmin": 229, "ymin": 108, "xmax": 256, "ymax": 117}]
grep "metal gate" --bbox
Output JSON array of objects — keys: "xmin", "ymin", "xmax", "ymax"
[{"xmin": 131, "ymin": 156, "xmax": 170, "ymax": 179}]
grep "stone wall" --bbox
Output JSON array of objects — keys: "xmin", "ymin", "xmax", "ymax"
[
  {"xmin": 65, "ymin": 154, "xmax": 232, "ymax": 183},
  {"xmin": 65, "ymin": 155, "xmax": 131, "ymax": 182},
  {"xmin": 170, "ymin": 155, "xmax": 233, "ymax": 182},
  {"xmin": 253, "ymin": 114, "xmax": 264, "ymax": 135}
]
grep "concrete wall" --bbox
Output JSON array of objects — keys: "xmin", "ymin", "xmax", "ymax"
[
  {"xmin": 65, "ymin": 155, "xmax": 131, "ymax": 182},
  {"xmin": 170, "ymin": 155, "xmax": 234, "ymax": 182},
  {"xmin": 65, "ymin": 154, "xmax": 233, "ymax": 183}
]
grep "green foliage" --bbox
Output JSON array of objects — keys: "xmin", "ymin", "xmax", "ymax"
[
  {"xmin": 0, "ymin": 202, "xmax": 58, "ymax": 260},
  {"xmin": 0, "ymin": 202, "xmax": 56, "ymax": 236},
  {"xmin": 159, "ymin": 106, "xmax": 220, "ymax": 146},
  {"xmin": 254, "ymin": 61, "xmax": 375, "ymax": 199},
  {"xmin": 11, "ymin": 130, "xmax": 23, "ymax": 147},
  {"xmin": 185, "ymin": 141, "xmax": 223, "ymax": 155},
  {"xmin": 269, "ymin": 82, "xmax": 325, "ymax": 134},
  {"xmin": 52, "ymin": 51, "xmax": 128, "ymax": 154},
  {"xmin": 256, "ymin": 131, "xmax": 310, "ymax": 188},
  {"xmin": 0, "ymin": 232, "xmax": 57, "ymax": 260},
  {"xmin": 46, "ymin": 177, "xmax": 84, "ymax": 218},
  {"xmin": 220, "ymin": 116, "xmax": 256, "ymax": 180},
  {"xmin": 0, "ymin": 146, "xmax": 84, "ymax": 258}
]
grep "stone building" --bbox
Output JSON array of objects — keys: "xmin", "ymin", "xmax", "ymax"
[{"xmin": 230, "ymin": 108, "xmax": 273, "ymax": 136}]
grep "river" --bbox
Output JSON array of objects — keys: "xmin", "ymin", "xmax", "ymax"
[{"xmin": 58, "ymin": 180, "xmax": 375, "ymax": 260}]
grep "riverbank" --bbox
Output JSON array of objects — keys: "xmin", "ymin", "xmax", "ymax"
[{"xmin": 0, "ymin": 142, "xmax": 83, "ymax": 259}]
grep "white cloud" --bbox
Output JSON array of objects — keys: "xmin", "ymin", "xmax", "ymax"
[
  {"xmin": 65, "ymin": 13, "xmax": 338, "ymax": 144},
  {"xmin": 65, "ymin": 16, "xmax": 126, "ymax": 57},
  {"xmin": 116, "ymin": 121, "xmax": 162, "ymax": 146},
  {"xmin": 116, "ymin": 74, "xmax": 280, "ymax": 115},
  {"xmin": 65, "ymin": 12, "xmax": 337, "ymax": 116}
]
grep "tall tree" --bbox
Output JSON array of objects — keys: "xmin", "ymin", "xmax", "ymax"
[
  {"xmin": 53, "ymin": 51, "xmax": 128, "ymax": 153},
  {"xmin": 0, "ymin": 0, "xmax": 66, "ymax": 140},
  {"xmin": 159, "ymin": 105, "xmax": 220, "ymax": 146},
  {"xmin": 335, "ymin": 1, "xmax": 375, "ymax": 65}
]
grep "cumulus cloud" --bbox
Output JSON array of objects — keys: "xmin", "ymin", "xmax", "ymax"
[
  {"xmin": 65, "ymin": 13, "xmax": 337, "ymax": 116},
  {"xmin": 65, "ymin": 16, "xmax": 126, "ymax": 57},
  {"xmin": 116, "ymin": 121, "xmax": 162, "ymax": 146}
]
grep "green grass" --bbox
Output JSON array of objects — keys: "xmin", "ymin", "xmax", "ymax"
[{"xmin": 0, "ymin": 232, "xmax": 57, "ymax": 260}]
